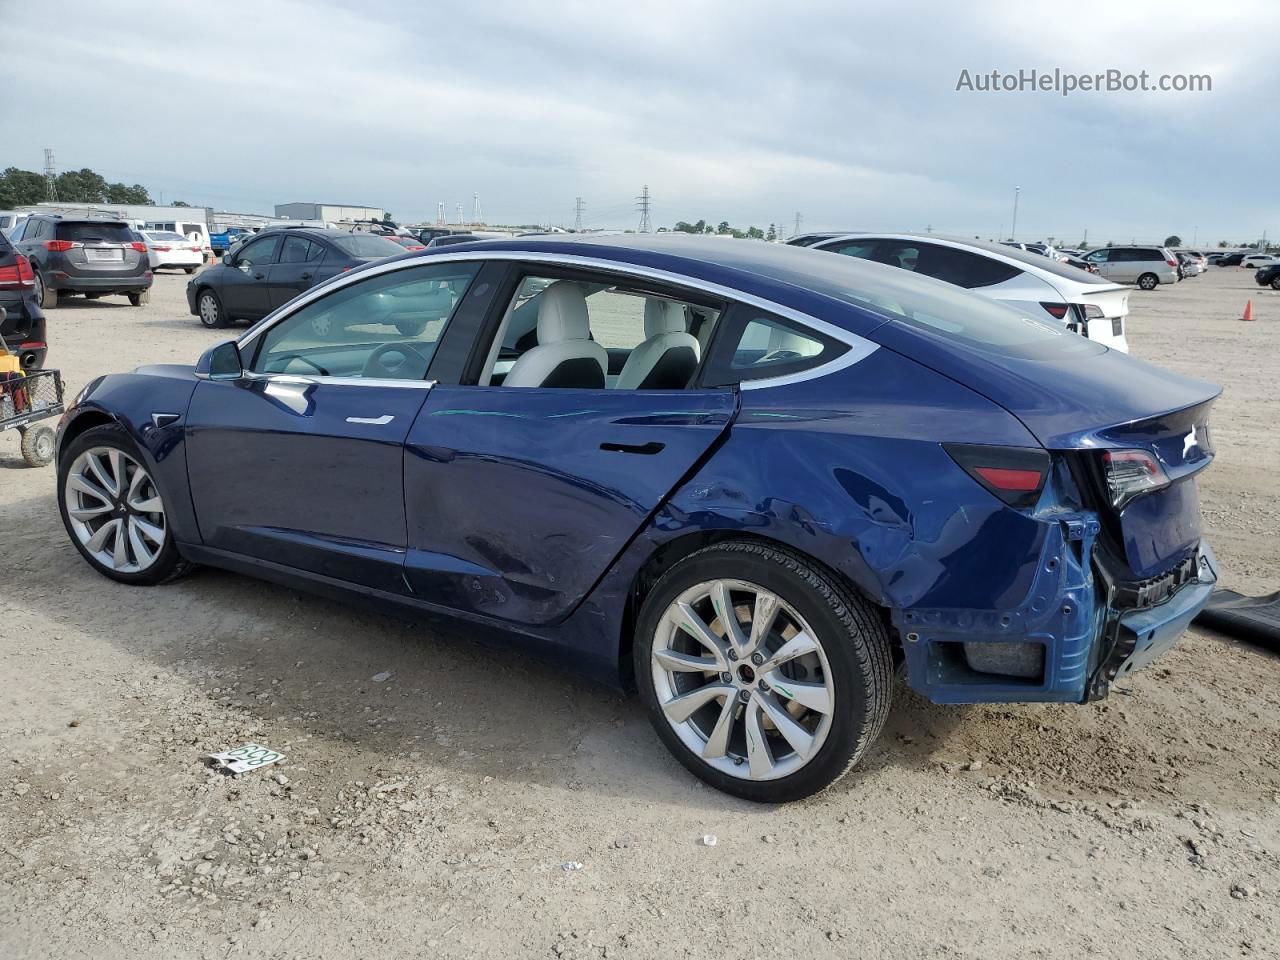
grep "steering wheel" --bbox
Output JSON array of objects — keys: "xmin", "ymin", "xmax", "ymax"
[
  {"xmin": 362, "ymin": 341, "xmax": 430, "ymax": 381},
  {"xmin": 272, "ymin": 353, "xmax": 330, "ymax": 376}
]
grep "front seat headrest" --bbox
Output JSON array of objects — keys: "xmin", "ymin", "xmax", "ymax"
[
  {"xmin": 643, "ymin": 299, "xmax": 686, "ymax": 337},
  {"xmin": 537, "ymin": 282, "xmax": 591, "ymax": 343}
]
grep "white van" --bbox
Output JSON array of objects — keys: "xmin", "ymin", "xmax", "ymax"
[
  {"xmin": 0, "ymin": 211, "xmax": 32, "ymax": 239},
  {"xmin": 147, "ymin": 219, "xmax": 211, "ymax": 261}
]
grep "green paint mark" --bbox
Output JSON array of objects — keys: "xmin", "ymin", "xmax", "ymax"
[{"xmin": 774, "ymin": 683, "xmax": 795, "ymax": 700}]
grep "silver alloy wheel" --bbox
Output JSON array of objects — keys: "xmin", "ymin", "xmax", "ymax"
[
  {"xmin": 651, "ymin": 579, "xmax": 835, "ymax": 781},
  {"xmin": 64, "ymin": 446, "xmax": 167, "ymax": 573},
  {"xmin": 33, "ymin": 271, "xmax": 44, "ymax": 303},
  {"xmin": 199, "ymin": 292, "xmax": 219, "ymax": 326}
]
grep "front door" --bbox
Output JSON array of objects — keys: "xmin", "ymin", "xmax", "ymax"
[
  {"xmin": 221, "ymin": 234, "xmax": 280, "ymax": 319},
  {"xmin": 184, "ymin": 258, "xmax": 484, "ymax": 592}
]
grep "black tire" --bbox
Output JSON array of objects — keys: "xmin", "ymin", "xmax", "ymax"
[
  {"xmin": 395, "ymin": 318, "xmax": 428, "ymax": 337},
  {"xmin": 128, "ymin": 289, "xmax": 150, "ymax": 307},
  {"xmin": 1271, "ymin": 277, "xmax": 1280, "ymax": 291},
  {"xmin": 34, "ymin": 269, "xmax": 58, "ymax": 309},
  {"xmin": 197, "ymin": 288, "xmax": 230, "ymax": 329},
  {"xmin": 19, "ymin": 425, "xmax": 55, "ymax": 467},
  {"xmin": 1137, "ymin": 273, "xmax": 1159, "ymax": 291},
  {"xmin": 57, "ymin": 424, "xmax": 193, "ymax": 586},
  {"xmin": 184, "ymin": 266, "xmax": 196, "ymax": 275},
  {"xmin": 634, "ymin": 540, "xmax": 893, "ymax": 803}
]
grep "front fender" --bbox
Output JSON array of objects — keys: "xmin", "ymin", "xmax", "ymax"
[{"xmin": 57, "ymin": 367, "xmax": 202, "ymax": 545}]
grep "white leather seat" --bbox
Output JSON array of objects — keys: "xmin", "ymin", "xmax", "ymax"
[
  {"xmin": 503, "ymin": 282, "xmax": 608, "ymax": 388},
  {"xmin": 615, "ymin": 299, "xmax": 700, "ymax": 390}
]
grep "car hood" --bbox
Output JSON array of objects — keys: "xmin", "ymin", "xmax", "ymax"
[{"xmin": 869, "ymin": 322, "xmax": 1221, "ymax": 449}]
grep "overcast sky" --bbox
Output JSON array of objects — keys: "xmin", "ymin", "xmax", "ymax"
[{"xmin": 5, "ymin": 0, "xmax": 1276, "ymax": 243}]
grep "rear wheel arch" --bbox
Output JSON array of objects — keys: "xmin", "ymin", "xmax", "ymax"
[{"xmin": 618, "ymin": 529, "xmax": 894, "ymax": 689}]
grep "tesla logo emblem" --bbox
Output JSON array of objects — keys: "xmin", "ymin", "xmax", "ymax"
[{"xmin": 1183, "ymin": 426, "xmax": 1199, "ymax": 458}]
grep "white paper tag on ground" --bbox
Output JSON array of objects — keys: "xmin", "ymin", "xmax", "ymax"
[{"xmin": 208, "ymin": 743, "xmax": 286, "ymax": 774}]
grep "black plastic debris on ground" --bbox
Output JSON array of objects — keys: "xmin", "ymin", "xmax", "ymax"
[{"xmin": 1194, "ymin": 590, "xmax": 1280, "ymax": 650}]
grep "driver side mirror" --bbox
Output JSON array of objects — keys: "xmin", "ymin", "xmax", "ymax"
[
  {"xmin": 222, "ymin": 253, "xmax": 233, "ymax": 266},
  {"xmin": 195, "ymin": 340, "xmax": 243, "ymax": 381}
]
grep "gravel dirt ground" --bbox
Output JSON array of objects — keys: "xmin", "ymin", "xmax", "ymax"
[{"xmin": 1, "ymin": 265, "xmax": 1277, "ymax": 960}]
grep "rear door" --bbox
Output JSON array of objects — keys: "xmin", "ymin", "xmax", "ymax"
[{"xmin": 402, "ymin": 262, "xmax": 737, "ymax": 625}]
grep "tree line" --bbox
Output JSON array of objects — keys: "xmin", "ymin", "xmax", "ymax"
[
  {"xmin": 667, "ymin": 219, "xmax": 777, "ymax": 241},
  {"xmin": 0, "ymin": 166, "xmax": 154, "ymax": 208}
]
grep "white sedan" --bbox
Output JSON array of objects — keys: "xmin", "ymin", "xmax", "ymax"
[{"xmin": 139, "ymin": 230, "xmax": 204, "ymax": 273}]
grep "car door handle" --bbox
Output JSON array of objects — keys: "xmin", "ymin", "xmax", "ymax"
[
  {"xmin": 301, "ymin": 272, "xmax": 312, "ymax": 280},
  {"xmin": 600, "ymin": 441, "xmax": 665, "ymax": 455},
  {"xmin": 254, "ymin": 272, "xmax": 266, "ymax": 280},
  {"xmin": 347, "ymin": 415, "xmax": 395, "ymax": 425}
]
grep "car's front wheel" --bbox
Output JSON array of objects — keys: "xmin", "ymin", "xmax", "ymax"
[
  {"xmin": 1271, "ymin": 277, "xmax": 1280, "ymax": 291},
  {"xmin": 1137, "ymin": 273, "xmax": 1159, "ymax": 290},
  {"xmin": 198, "ymin": 288, "xmax": 229, "ymax": 329},
  {"xmin": 58, "ymin": 425, "xmax": 192, "ymax": 585},
  {"xmin": 635, "ymin": 540, "xmax": 892, "ymax": 803}
]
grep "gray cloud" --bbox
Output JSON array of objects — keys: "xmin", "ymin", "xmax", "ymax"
[{"xmin": 5, "ymin": 0, "xmax": 1276, "ymax": 243}]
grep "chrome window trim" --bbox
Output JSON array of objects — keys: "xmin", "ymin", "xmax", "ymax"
[
  {"xmin": 242, "ymin": 371, "xmax": 440, "ymax": 390},
  {"xmin": 236, "ymin": 251, "xmax": 879, "ymax": 390}
]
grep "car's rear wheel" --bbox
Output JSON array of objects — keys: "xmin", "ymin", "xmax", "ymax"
[
  {"xmin": 198, "ymin": 289, "xmax": 229, "ymax": 329},
  {"xmin": 58, "ymin": 425, "xmax": 192, "ymax": 585},
  {"xmin": 1138, "ymin": 273, "xmax": 1159, "ymax": 290},
  {"xmin": 1271, "ymin": 277, "xmax": 1280, "ymax": 291},
  {"xmin": 634, "ymin": 540, "xmax": 892, "ymax": 803},
  {"xmin": 128, "ymin": 290, "xmax": 150, "ymax": 307},
  {"xmin": 184, "ymin": 266, "xmax": 197, "ymax": 275},
  {"xmin": 33, "ymin": 270, "xmax": 58, "ymax": 309}
]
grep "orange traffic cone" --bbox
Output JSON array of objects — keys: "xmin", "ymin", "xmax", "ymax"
[{"xmin": 1241, "ymin": 300, "xmax": 1255, "ymax": 322}]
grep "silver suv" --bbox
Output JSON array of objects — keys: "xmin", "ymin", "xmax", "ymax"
[
  {"xmin": 9, "ymin": 215, "xmax": 152, "ymax": 308},
  {"xmin": 1080, "ymin": 245, "xmax": 1179, "ymax": 290}
]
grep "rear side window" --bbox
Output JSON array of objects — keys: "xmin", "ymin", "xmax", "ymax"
[
  {"xmin": 702, "ymin": 307, "xmax": 847, "ymax": 386},
  {"xmin": 57, "ymin": 222, "xmax": 134, "ymax": 243},
  {"xmin": 279, "ymin": 236, "xmax": 324, "ymax": 263},
  {"xmin": 332, "ymin": 234, "xmax": 407, "ymax": 259},
  {"xmin": 825, "ymin": 239, "xmax": 1021, "ymax": 290}
]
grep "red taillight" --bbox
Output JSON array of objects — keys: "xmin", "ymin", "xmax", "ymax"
[
  {"xmin": 0, "ymin": 255, "xmax": 35, "ymax": 290},
  {"xmin": 1039, "ymin": 302, "xmax": 1070, "ymax": 320},
  {"xmin": 131, "ymin": 242, "xmax": 148, "ymax": 253},
  {"xmin": 973, "ymin": 466, "xmax": 1045, "ymax": 491},
  {"xmin": 153, "ymin": 245, "xmax": 171, "ymax": 252},
  {"xmin": 944, "ymin": 443, "xmax": 1051, "ymax": 509},
  {"xmin": 1102, "ymin": 449, "xmax": 1169, "ymax": 509},
  {"xmin": 405, "ymin": 244, "xmax": 426, "ymax": 251},
  {"xmin": 45, "ymin": 239, "xmax": 78, "ymax": 252},
  {"xmin": 1166, "ymin": 259, "xmax": 1178, "ymax": 267}
]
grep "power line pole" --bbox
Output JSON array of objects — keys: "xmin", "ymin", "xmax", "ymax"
[
  {"xmin": 455, "ymin": 203, "xmax": 464, "ymax": 226},
  {"xmin": 436, "ymin": 201, "xmax": 445, "ymax": 226},
  {"xmin": 574, "ymin": 196, "xmax": 585, "ymax": 232},
  {"xmin": 1010, "ymin": 185, "xmax": 1020, "ymax": 241},
  {"xmin": 43, "ymin": 148, "xmax": 57, "ymax": 201},
  {"xmin": 636, "ymin": 185, "xmax": 652, "ymax": 233},
  {"xmin": 793, "ymin": 211, "xmax": 803, "ymax": 238},
  {"xmin": 472, "ymin": 193, "xmax": 481, "ymax": 225}
]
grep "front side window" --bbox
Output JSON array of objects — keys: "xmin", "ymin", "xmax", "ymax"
[
  {"xmin": 249, "ymin": 261, "xmax": 480, "ymax": 380},
  {"xmin": 235, "ymin": 236, "xmax": 280, "ymax": 267}
]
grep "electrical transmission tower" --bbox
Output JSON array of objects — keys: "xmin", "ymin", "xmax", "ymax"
[
  {"xmin": 472, "ymin": 193, "xmax": 482, "ymax": 225},
  {"xmin": 792, "ymin": 211, "xmax": 803, "ymax": 238},
  {"xmin": 574, "ymin": 196, "xmax": 585, "ymax": 232},
  {"xmin": 43, "ymin": 148, "xmax": 57, "ymax": 201},
  {"xmin": 436, "ymin": 202, "xmax": 445, "ymax": 226},
  {"xmin": 636, "ymin": 185, "xmax": 652, "ymax": 233},
  {"xmin": 455, "ymin": 203, "xmax": 464, "ymax": 226}
]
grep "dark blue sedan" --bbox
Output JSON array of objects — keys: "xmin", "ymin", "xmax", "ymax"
[{"xmin": 55, "ymin": 234, "xmax": 1220, "ymax": 802}]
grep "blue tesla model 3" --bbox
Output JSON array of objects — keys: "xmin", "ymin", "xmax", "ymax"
[{"xmin": 55, "ymin": 234, "xmax": 1220, "ymax": 802}]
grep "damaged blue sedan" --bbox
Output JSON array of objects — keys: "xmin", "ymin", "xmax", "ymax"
[{"xmin": 55, "ymin": 234, "xmax": 1219, "ymax": 801}]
